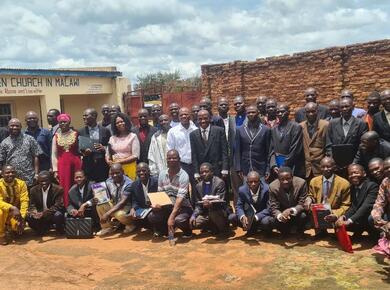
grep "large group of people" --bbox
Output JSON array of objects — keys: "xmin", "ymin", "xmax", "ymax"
[{"xmin": 0, "ymin": 88, "xmax": 390, "ymax": 255}]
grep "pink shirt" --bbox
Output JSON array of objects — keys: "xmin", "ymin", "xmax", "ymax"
[{"xmin": 107, "ymin": 133, "xmax": 140, "ymax": 161}]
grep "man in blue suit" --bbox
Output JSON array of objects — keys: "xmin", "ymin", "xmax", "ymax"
[
  {"xmin": 128, "ymin": 163, "xmax": 158, "ymax": 232},
  {"xmin": 229, "ymin": 171, "xmax": 273, "ymax": 234}
]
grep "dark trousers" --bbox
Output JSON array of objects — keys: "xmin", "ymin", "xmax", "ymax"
[
  {"xmin": 194, "ymin": 208, "xmax": 229, "ymax": 233},
  {"xmin": 271, "ymin": 212, "xmax": 309, "ymax": 234},
  {"xmin": 84, "ymin": 207, "xmax": 101, "ymax": 232},
  {"xmin": 229, "ymin": 213, "xmax": 274, "ymax": 232},
  {"xmin": 148, "ymin": 206, "xmax": 193, "ymax": 235},
  {"xmin": 181, "ymin": 162, "xmax": 198, "ymax": 206},
  {"xmin": 27, "ymin": 211, "xmax": 65, "ymax": 235}
]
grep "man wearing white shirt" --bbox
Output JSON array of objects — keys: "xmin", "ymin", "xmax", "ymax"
[
  {"xmin": 167, "ymin": 107, "xmax": 198, "ymax": 199},
  {"xmin": 169, "ymin": 103, "xmax": 181, "ymax": 128},
  {"xmin": 27, "ymin": 171, "xmax": 65, "ymax": 235}
]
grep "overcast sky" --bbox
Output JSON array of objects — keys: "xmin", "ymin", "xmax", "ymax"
[{"xmin": 1, "ymin": 0, "xmax": 389, "ymax": 84}]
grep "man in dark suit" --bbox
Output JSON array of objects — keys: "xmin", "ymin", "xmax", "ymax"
[
  {"xmin": 336, "ymin": 164, "xmax": 379, "ymax": 239},
  {"xmin": 255, "ymin": 95, "xmax": 268, "ymax": 122},
  {"xmin": 190, "ymin": 163, "xmax": 229, "ymax": 233},
  {"xmin": 353, "ymin": 131, "xmax": 390, "ymax": 171},
  {"xmin": 132, "ymin": 108, "xmax": 158, "ymax": 164},
  {"xmin": 27, "ymin": 171, "xmax": 65, "ymax": 235},
  {"xmin": 229, "ymin": 171, "xmax": 273, "ymax": 234},
  {"xmin": 326, "ymin": 98, "xmax": 368, "ymax": 168},
  {"xmin": 199, "ymin": 97, "xmax": 225, "ymax": 128},
  {"xmin": 67, "ymin": 170, "xmax": 100, "ymax": 232},
  {"xmin": 127, "ymin": 163, "xmax": 158, "ymax": 233},
  {"xmin": 295, "ymin": 87, "xmax": 329, "ymax": 123},
  {"xmin": 367, "ymin": 158, "xmax": 385, "ymax": 185},
  {"xmin": 270, "ymin": 104, "xmax": 305, "ymax": 178},
  {"xmin": 327, "ymin": 100, "xmax": 341, "ymax": 120},
  {"xmin": 268, "ymin": 167, "xmax": 309, "ymax": 237},
  {"xmin": 373, "ymin": 89, "xmax": 390, "ymax": 142},
  {"xmin": 79, "ymin": 108, "xmax": 111, "ymax": 182},
  {"xmin": 190, "ymin": 110, "xmax": 229, "ymax": 183},
  {"xmin": 264, "ymin": 98, "xmax": 279, "ymax": 128},
  {"xmin": 235, "ymin": 105, "xmax": 270, "ymax": 178}
]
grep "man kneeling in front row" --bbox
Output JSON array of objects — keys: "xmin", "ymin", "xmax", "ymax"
[
  {"xmin": 0, "ymin": 165, "xmax": 29, "ymax": 245},
  {"xmin": 190, "ymin": 163, "xmax": 229, "ymax": 234},
  {"xmin": 229, "ymin": 171, "xmax": 273, "ymax": 234},
  {"xmin": 27, "ymin": 171, "xmax": 65, "ymax": 235}
]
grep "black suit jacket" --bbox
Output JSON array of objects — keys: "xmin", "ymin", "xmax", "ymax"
[
  {"xmin": 211, "ymin": 115, "xmax": 225, "ymax": 128},
  {"xmin": 130, "ymin": 176, "xmax": 158, "ymax": 210},
  {"xmin": 295, "ymin": 104, "xmax": 330, "ymax": 123},
  {"xmin": 353, "ymin": 139, "xmax": 390, "ymax": 170},
  {"xmin": 373, "ymin": 111, "xmax": 390, "ymax": 142},
  {"xmin": 345, "ymin": 179, "xmax": 378, "ymax": 224},
  {"xmin": 325, "ymin": 116, "xmax": 368, "ymax": 158},
  {"xmin": 132, "ymin": 125, "xmax": 158, "ymax": 163},
  {"xmin": 235, "ymin": 123, "xmax": 270, "ymax": 176},
  {"xmin": 190, "ymin": 126, "xmax": 229, "ymax": 176},
  {"xmin": 67, "ymin": 181, "xmax": 95, "ymax": 213},
  {"xmin": 78, "ymin": 125, "xmax": 111, "ymax": 182},
  {"xmin": 28, "ymin": 184, "xmax": 64, "ymax": 215}
]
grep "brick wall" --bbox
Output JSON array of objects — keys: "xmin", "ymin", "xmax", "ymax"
[{"xmin": 201, "ymin": 39, "xmax": 390, "ymax": 113}]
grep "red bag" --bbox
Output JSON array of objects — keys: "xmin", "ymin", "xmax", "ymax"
[{"xmin": 335, "ymin": 224, "xmax": 353, "ymax": 253}]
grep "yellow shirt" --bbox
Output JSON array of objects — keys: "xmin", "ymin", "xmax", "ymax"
[{"xmin": 0, "ymin": 178, "xmax": 29, "ymax": 218}]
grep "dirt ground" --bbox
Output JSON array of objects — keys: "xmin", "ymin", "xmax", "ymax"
[{"xmin": 1, "ymin": 228, "xmax": 389, "ymax": 290}]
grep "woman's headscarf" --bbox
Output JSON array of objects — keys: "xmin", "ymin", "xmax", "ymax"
[{"xmin": 57, "ymin": 113, "xmax": 71, "ymax": 123}]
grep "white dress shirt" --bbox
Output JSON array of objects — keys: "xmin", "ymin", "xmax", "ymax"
[
  {"xmin": 385, "ymin": 109, "xmax": 390, "ymax": 125},
  {"xmin": 167, "ymin": 121, "xmax": 197, "ymax": 164},
  {"xmin": 42, "ymin": 185, "xmax": 51, "ymax": 211},
  {"xmin": 223, "ymin": 117, "xmax": 229, "ymax": 139}
]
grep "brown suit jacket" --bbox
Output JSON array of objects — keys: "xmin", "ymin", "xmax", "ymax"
[
  {"xmin": 268, "ymin": 177, "xmax": 308, "ymax": 218},
  {"xmin": 308, "ymin": 175, "xmax": 351, "ymax": 217},
  {"xmin": 300, "ymin": 119, "xmax": 329, "ymax": 178}
]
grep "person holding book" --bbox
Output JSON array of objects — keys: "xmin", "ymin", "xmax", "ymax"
[
  {"xmin": 67, "ymin": 170, "xmax": 100, "ymax": 232},
  {"xmin": 268, "ymin": 167, "xmax": 309, "ymax": 238},
  {"xmin": 335, "ymin": 164, "xmax": 379, "ymax": 240},
  {"xmin": 304, "ymin": 157, "xmax": 351, "ymax": 238},
  {"xmin": 148, "ymin": 149, "xmax": 193, "ymax": 239},
  {"xmin": 128, "ymin": 163, "xmax": 158, "ymax": 232},
  {"xmin": 229, "ymin": 171, "xmax": 273, "ymax": 235},
  {"xmin": 96, "ymin": 163, "xmax": 135, "ymax": 236},
  {"xmin": 190, "ymin": 163, "xmax": 229, "ymax": 234}
]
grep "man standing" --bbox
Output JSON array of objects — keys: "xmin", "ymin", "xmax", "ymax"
[
  {"xmin": 148, "ymin": 150, "xmax": 193, "ymax": 238},
  {"xmin": 340, "ymin": 90, "xmax": 367, "ymax": 118},
  {"xmin": 305, "ymin": 157, "xmax": 351, "ymax": 237},
  {"xmin": 255, "ymin": 96, "xmax": 268, "ymax": 120},
  {"xmin": 0, "ymin": 118, "xmax": 41, "ymax": 187},
  {"xmin": 364, "ymin": 91, "xmax": 381, "ymax": 131},
  {"xmin": 151, "ymin": 104, "xmax": 162, "ymax": 129},
  {"xmin": 169, "ymin": 103, "xmax": 181, "ymax": 128},
  {"xmin": 217, "ymin": 97, "xmax": 230, "ymax": 139},
  {"xmin": 79, "ymin": 108, "xmax": 111, "ymax": 182},
  {"xmin": 327, "ymin": 100, "xmax": 341, "ymax": 120},
  {"xmin": 97, "ymin": 163, "xmax": 135, "ymax": 236},
  {"xmin": 295, "ymin": 88, "xmax": 329, "ymax": 123},
  {"xmin": 148, "ymin": 114, "xmax": 170, "ymax": 177},
  {"xmin": 199, "ymin": 97, "xmax": 225, "ymax": 128},
  {"xmin": 336, "ymin": 164, "xmax": 379, "ymax": 239},
  {"xmin": 229, "ymin": 171, "xmax": 273, "ymax": 234},
  {"xmin": 190, "ymin": 110, "xmax": 228, "ymax": 182},
  {"xmin": 191, "ymin": 163, "xmax": 229, "ymax": 234},
  {"xmin": 0, "ymin": 165, "xmax": 29, "ymax": 245},
  {"xmin": 132, "ymin": 109, "xmax": 157, "ymax": 164},
  {"xmin": 268, "ymin": 167, "xmax": 309, "ymax": 237},
  {"xmin": 326, "ymin": 97, "xmax": 368, "ymax": 167},
  {"xmin": 99, "ymin": 104, "xmax": 111, "ymax": 128},
  {"xmin": 167, "ymin": 107, "xmax": 197, "ymax": 189},
  {"xmin": 264, "ymin": 98, "xmax": 279, "ymax": 128},
  {"xmin": 300, "ymin": 102, "xmax": 329, "ymax": 179},
  {"xmin": 235, "ymin": 105, "xmax": 270, "ymax": 178},
  {"xmin": 47, "ymin": 108, "xmax": 60, "ymax": 137},
  {"xmin": 24, "ymin": 111, "xmax": 52, "ymax": 171},
  {"xmin": 353, "ymin": 131, "xmax": 390, "ymax": 171},
  {"xmin": 373, "ymin": 89, "xmax": 390, "ymax": 142},
  {"xmin": 27, "ymin": 171, "xmax": 65, "ymax": 235},
  {"xmin": 270, "ymin": 104, "xmax": 305, "ymax": 178},
  {"xmin": 191, "ymin": 104, "xmax": 200, "ymax": 127}
]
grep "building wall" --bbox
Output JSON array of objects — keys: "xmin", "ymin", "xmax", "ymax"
[
  {"xmin": 201, "ymin": 39, "xmax": 390, "ymax": 113},
  {"xmin": 0, "ymin": 95, "xmax": 41, "ymax": 126}
]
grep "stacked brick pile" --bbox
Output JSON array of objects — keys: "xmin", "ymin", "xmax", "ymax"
[{"xmin": 201, "ymin": 39, "xmax": 390, "ymax": 113}]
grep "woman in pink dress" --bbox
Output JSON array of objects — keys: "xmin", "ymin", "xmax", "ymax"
[
  {"xmin": 51, "ymin": 114, "xmax": 82, "ymax": 207},
  {"xmin": 106, "ymin": 113, "xmax": 140, "ymax": 180}
]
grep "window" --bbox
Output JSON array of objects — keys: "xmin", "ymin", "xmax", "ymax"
[{"xmin": 0, "ymin": 104, "xmax": 12, "ymax": 127}]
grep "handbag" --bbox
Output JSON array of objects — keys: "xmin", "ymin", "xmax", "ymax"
[{"xmin": 65, "ymin": 217, "xmax": 94, "ymax": 239}]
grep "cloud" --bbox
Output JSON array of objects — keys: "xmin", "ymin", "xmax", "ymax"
[{"xmin": 0, "ymin": 0, "xmax": 389, "ymax": 85}]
